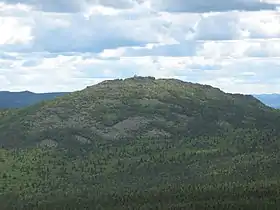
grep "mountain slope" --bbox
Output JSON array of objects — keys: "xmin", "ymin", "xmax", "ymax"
[
  {"xmin": 254, "ymin": 94, "xmax": 280, "ymax": 109},
  {"xmin": 0, "ymin": 76, "xmax": 277, "ymax": 149},
  {"xmin": 1, "ymin": 76, "xmax": 280, "ymax": 209},
  {"xmin": 0, "ymin": 91, "xmax": 69, "ymax": 108}
]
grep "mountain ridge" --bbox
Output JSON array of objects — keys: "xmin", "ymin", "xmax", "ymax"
[
  {"xmin": 0, "ymin": 76, "xmax": 276, "ymax": 149},
  {"xmin": 1, "ymin": 76, "xmax": 280, "ymax": 209},
  {"xmin": 0, "ymin": 91, "xmax": 69, "ymax": 108},
  {"xmin": 0, "ymin": 78, "xmax": 278, "ymax": 109},
  {"xmin": 254, "ymin": 94, "xmax": 280, "ymax": 108}
]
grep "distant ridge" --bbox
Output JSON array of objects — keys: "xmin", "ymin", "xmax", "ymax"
[
  {"xmin": 0, "ymin": 88, "xmax": 278, "ymax": 109},
  {"xmin": 0, "ymin": 91, "xmax": 69, "ymax": 108},
  {"xmin": 254, "ymin": 94, "xmax": 280, "ymax": 109}
]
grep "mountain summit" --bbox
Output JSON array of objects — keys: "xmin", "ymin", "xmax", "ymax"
[
  {"xmin": 0, "ymin": 76, "xmax": 277, "ymax": 149},
  {"xmin": 1, "ymin": 76, "xmax": 280, "ymax": 209}
]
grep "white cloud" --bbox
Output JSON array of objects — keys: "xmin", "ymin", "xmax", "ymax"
[
  {"xmin": 0, "ymin": 0, "xmax": 280, "ymax": 94},
  {"xmin": 0, "ymin": 16, "xmax": 33, "ymax": 45},
  {"xmin": 149, "ymin": 0, "xmax": 280, "ymax": 12},
  {"xmin": 2, "ymin": 0, "xmax": 280, "ymax": 13},
  {"xmin": 98, "ymin": 38, "xmax": 280, "ymax": 59},
  {"xmin": 1, "ymin": 52, "xmax": 279, "ymax": 94}
]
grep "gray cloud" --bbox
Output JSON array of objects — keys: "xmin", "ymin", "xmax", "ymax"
[
  {"xmin": 2, "ymin": 0, "xmax": 86, "ymax": 12},
  {"xmin": 1, "ymin": 0, "xmax": 135, "ymax": 13},
  {"xmin": 1, "ymin": 0, "xmax": 280, "ymax": 94},
  {"xmin": 2, "ymin": 0, "xmax": 279, "ymax": 13},
  {"xmin": 0, "ymin": 53, "xmax": 18, "ymax": 60},
  {"xmin": 21, "ymin": 59, "xmax": 42, "ymax": 67},
  {"xmin": 119, "ymin": 41, "xmax": 198, "ymax": 57},
  {"xmin": 30, "ymin": 14, "xmax": 151, "ymax": 53},
  {"xmin": 155, "ymin": 0, "xmax": 280, "ymax": 13}
]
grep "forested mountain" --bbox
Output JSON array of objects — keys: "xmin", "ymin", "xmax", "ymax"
[
  {"xmin": 254, "ymin": 94, "xmax": 280, "ymax": 109},
  {"xmin": 1, "ymin": 76, "xmax": 280, "ymax": 209},
  {"xmin": 0, "ymin": 91, "xmax": 68, "ymax": 108},
  {"xmin": 0, "ymin": 89, "xmax": 277, "ymax": 110}
]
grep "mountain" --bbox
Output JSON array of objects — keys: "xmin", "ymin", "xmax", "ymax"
[
  {"xmin": 0, "ymin": 91, "xmax": 69, "ymax": 108},
  {"xmin": 254, "ymin": 94, "xmax": 280, "ymax": 109},
  {"xmin": 1, "ymin": 76, "xmax": 280, "ymax": 209},
  {"xmin": 1, "ymin": 89, "xmax": 277, "ymax": 111}
]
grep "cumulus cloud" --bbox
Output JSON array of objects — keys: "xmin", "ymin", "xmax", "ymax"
[
  {"xmin": 152, "ymin": 0, "xmax": 280, "ymax": 13},
  {"xmin": 1, "ymin": 0, "xmax": 86, "ymax": 13},
  {"xmin": 1, "ymin": 52, "xmax": 279, "ymax": 94},
  {"xmin": 1, "ymin": 7, "xmax": 280, "ymax": 54},
  {"xmin": 99, "ymin": 38, "xmax": 280, "ymax": 58},
  {"xmin": 0, "ymin": 16, "xmax": 33, "ymax": 45},
  {"xmin": 2, "ymin": 0, "xmax": 280, "ymax": 13},
  {"xmin": 0, "ymin": 0, "xmax": 280, "ymax": 94},
  {"xmin": 0, "ymin": 0, "xmax": 140, "ymax": 13},
  {"xmin": 0, "ymin": 4, "xmax": 172, "ymax": 53}
]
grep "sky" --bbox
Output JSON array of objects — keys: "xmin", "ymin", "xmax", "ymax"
[{"xmin": 0, "ymin": 0, "xmax": 280, "ymax": 94}]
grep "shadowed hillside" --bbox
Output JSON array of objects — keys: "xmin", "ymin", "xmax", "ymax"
[{"xmin": 1, "ymin": 76, "xmax": 280, "ymax": 209}]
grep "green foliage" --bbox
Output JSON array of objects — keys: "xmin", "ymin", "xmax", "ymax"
[{"xmin": 1, "ymin": 77, "xmax": 280, "ymax": 209}]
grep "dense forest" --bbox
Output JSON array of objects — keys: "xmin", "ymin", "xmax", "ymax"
[{"xmin": 1, "ymin": 76, "xmax": 280, "ymax": 209}]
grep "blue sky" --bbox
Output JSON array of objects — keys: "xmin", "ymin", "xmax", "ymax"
[{"xmin": 0, "ymin": 0, "xmax": 280, "ymax": 93}]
